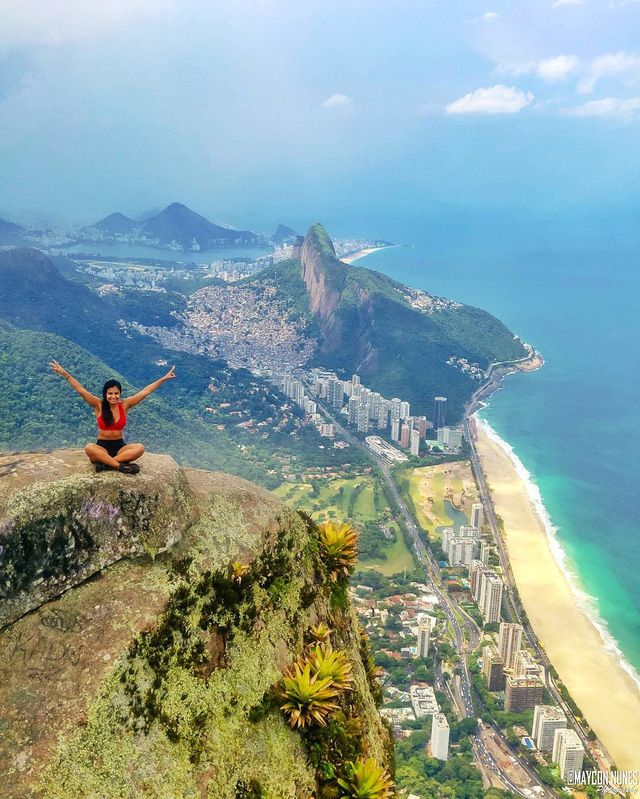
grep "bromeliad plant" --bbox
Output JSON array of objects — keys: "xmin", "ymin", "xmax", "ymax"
[
  {"xmin": 337, "ymin": 758, "xmax": 395, "ymax": 799},
  {"xmin": 309, "ymin": 622, "xmax": 333, "ymax": 643},
  {"xmin": 279, "ymin": 662, "xmax": 340, "ymax": 728},
  {"xmin": 305, "ymin": 643, "xmax": 354, "ymax": 692},
  {"xmin": 318, "ymin": 522, "xmax": 359, "ymax": 581}
]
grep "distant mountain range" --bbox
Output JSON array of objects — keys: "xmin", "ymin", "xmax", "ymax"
[{"xmin": 0, "ymin": 204, "xmax": 298, "ymax": 252}]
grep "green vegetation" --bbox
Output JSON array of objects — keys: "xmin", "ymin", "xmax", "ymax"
[
  {"xmin": 337, "ymin": 757, "xmax": 394, "ymax": 798},
  {"xmin": 317, "ymin": 522, "xmax": 359, "ymax": 581},
  {"xmin": 274, "ymin": 475, "xmax": 415, "ymax": 575}
]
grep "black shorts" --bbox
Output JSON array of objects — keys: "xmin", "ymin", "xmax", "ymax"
[{"xmin": 96, "ymin": 439, "xmax": 125, "ymax": 458}]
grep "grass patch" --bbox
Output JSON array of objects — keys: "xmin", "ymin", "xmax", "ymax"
[{"xmin": 358, "ymin": 527, "xmax": 415, "ymax": 577}]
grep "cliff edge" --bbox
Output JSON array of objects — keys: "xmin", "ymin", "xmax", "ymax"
[{"xmin": 0, "ymin": 452, "xmax": 391, "ymax": 799}]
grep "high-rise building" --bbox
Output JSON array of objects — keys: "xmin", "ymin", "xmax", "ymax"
[
  {"xmin": 400, "ymin": 423, "xmax": 410, "ymax": 449},
  {"xmin": 533, "ymin": 705, "xmax": 567, "ymax": 752},
  {"xmin": 391, "ymin": 418, "xmax": 401, "ymax": 442},
  {"xmin": 482, "ymin": 644, "xmax": 505, "ymax": 691},
  {"xmin": 437, "ymin": 427, "xmax": 463, "ymax": 448},
  {"xmin": 348, "ymin": 396, "xmax": 359, "ymax": 426},
  {"xmin": 430, "ymin": 713, "xmax": 450, "ymax": 761},
  {"xmin": 471, "ymin": 503, "xmax": 484, "ymax": 530},
  {"xmin": 400, "ymin": 400, "xmax": 411, "ymax": 421},
  {"xmin": 469, "ymin": 560, "xmax": 490, "ymax": 600},
  {"xmin": 416, "ymin": 416, "xmax": 428, "ymax": 439},
  {"xmin": 514, "ymin": 649, "xmax": 544, "ymax": 680},
  {"xmin": 479, "ymin": 541, "xmax": 492, "ymax": 565},
  {"xmin": 390, "ymin": 398, "xmax": 402, "ymax": 422},
  {"xmin": 416, "ymin": 620, "xmax": 431, "ymax": 659},
  {"xmin": 498, "ymin": 623, "xmax": 523, "ymax": 670},
  {"xmin": 357, "ymin": 404, "xmax": 370, "ymax": 433},
  {"xmin": 504, "ymin": 675, "xmax": 544, "ymax": 712},
  {"xmin": 352, "ymin": 374, "xmax": 360, "ymax": 387},
  {"xmin": 448, "ymin": 537, "xmax": 477, "ymax": 566},
  {"xmin": 410, "ymin": 429, "xmax": 421, "ymax": 457},
  {"xmin": 552, "ymin": 729, "xmax": 584, "ymax": 781},
  {"xmin": 369, "ymin": 392, "xmax": 381, "ymax": 420},
  {"xmin": 433, "ymin": 396, "xmax": 447, "ymax": 430},
  {"xmin": 479, "ymin": 571, "xmax": 503, "ymax": 623},
  {"xmin": 378, "ymin": 401, "xmax": 389, "ymax": 430},
  {"xmin": 441, "ymin": 527, "xmax": 454, "ymax": 554}
]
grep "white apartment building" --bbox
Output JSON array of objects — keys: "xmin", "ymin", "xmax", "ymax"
[
  {"xmin": 430, "ymin": 713, "xmax": 450, "ymax": 761},
  {"xmin": 479, "ymin": 571, "xmax": 503, "ymax": 623},
  {"xmin": 533, "ymin": 705, "xmax": 567, "ymax": 752},
  {"xmin": 552, "ymin": 728, "xmax": 584, "ymax": 780},
  {"xmin": 498, "ymin": 622, "xmax": 523, "ymax": 670}
]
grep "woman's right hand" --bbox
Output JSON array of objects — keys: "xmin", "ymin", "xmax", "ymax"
[{"xmin": 50, "ymin": 360, "xmax": 69, "ymax": 379}]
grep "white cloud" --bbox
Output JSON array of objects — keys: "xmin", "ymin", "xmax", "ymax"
[
  {"xmin": 561, "ymin": 96, "xmax": 640, "ymax": 118},
  {"xmin": 578, "ymin": 51, "xmax": 640, "ymax": 93},
  {"xmin": 321, "ymin": 94, "xmax": 353, "ymax": 109},
  {"xmin": 499, "ymin": 55, "xmax": 579, "ymax": 82},
  {"xmin": 538, "ymin": 55, "xmax": 580, "ymax": 81},
  {"xmin": 483, "ymin": 11, "xmax": 500, "ymax": 20},
  {"xmin": 446, "ymin": 85, "xmax": 534, "ymax": 115},
  {"xmin": 552, "ymin": 0, "xmax": 584, "ymax": 6},
  {"xmin": 0, "ymin": 0, "xmax": 172, "ymax": 47}
]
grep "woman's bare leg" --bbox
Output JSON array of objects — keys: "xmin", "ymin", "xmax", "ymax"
[
  {"xmin": 114, "ymin": 443, "xmax": 145, "ymax": 464},
  {"xmin": 84, "ymin": 443, "xmax": 120, "ymax": 469}
]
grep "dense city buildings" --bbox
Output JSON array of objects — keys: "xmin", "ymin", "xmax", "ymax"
[
  {"xmin": 498, "ymin": 622, "xmax": 524, "ymax": 671},
  {"xmin": 430, "ymin": 713, "xmax": 450, "ymax": 761},
  {"xmin": 533, "ymin": 705, "xmax": 568, "ymax": 752},
  {"xmin": 552, "ymin": 729, "xmax": 585, "ymax": 780}
]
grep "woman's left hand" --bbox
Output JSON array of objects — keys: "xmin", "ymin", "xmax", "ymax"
[{"xmin": 163, "ymin": 366, "xmax": 177, "ymax": 381}]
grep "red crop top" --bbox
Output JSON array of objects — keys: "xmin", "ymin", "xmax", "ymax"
[{"xmin": 97, "ymin": 402, "xmax": 127, "ymax": 431}]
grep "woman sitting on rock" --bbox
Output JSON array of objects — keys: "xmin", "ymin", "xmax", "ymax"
[{"xmin": 50, "ymin": 360, "xmax": 176, "ymax": 474}]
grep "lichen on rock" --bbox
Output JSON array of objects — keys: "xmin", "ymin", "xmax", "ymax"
[{"xmin": 0, "ymin": 451, "xmax": 391, "ymax": 799}]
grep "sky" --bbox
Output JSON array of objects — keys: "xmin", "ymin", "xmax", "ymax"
[{"xmin": 0, "ymin": 0, "xmax": 639, "ymax": 237}]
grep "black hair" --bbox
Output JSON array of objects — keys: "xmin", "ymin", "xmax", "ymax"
[{"xmin": 101, "ymin": 379, "xmax": 122, "ymax": 426}]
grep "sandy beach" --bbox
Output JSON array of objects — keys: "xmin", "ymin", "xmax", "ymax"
[
  {"xmin": 475, "ymin": 424, "xmax": 640, "ymax": 773},
  {"xmin": 341, "ymin": 246, "xmax": 388, "ymax": 264}
]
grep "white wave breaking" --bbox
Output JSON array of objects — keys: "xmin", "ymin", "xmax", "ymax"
[{"xmin": 475, "ymin": 414, "xmax": 640, "ymax": 693}]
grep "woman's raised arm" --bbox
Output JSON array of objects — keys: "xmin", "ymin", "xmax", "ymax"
[
  {"xmin": 50, "ymin": 360, "xmax": 100, "ymax": 409},
  {"xmin": 122, "ymin": 366, "xmax": 176, "ymax": 410}
]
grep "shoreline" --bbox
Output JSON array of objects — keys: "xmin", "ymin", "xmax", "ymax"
[
  {"xmin": 340, "ymin": 245, "xmax": 391, "ymax": 264},
  {"xmin": 473, "ymin": 418, "xmax": 640, "ymax": 772}
]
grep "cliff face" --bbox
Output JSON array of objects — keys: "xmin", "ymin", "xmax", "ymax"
[
  {"xmin": 0, "ymin": 452, "xmax": 390, "ymax": 799},
  {"xmin": 299, "ymin": 224, "xmax": 343, "ymax": 322}
]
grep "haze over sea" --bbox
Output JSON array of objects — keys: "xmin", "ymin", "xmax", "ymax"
[{"xmin": 357, "ymin": 210, "xmax": 640, "ymax": 683}]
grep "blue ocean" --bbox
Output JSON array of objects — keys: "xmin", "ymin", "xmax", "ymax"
[{"xmin": 357, "ymin": 214, "xmax": 640, "ymax": 684}]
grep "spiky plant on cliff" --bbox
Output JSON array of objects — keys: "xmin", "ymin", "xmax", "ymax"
[
  {"xmin": 337, "ymin": 758, "xmax": 395, "ymax": 799},
  {"xmin": 304, "ymin": 644, "xmax": 354, "ymax": 692},
  {"xmin": 318, "ymin": 522, "xmax": 358, "ymax": 581},
  {"xmin": 229, "ymin": 561, "xmax": 249, "ymax": 584},
  {"xmin": 309, "ymin": 622, "xmax": 333, "ymax": 643},
  {"xmin": 279, "ymin": 662, "xmax": 340, "ymax": 728}
]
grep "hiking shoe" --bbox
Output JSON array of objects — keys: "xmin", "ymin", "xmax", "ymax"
[
  {"xmin": 95, "ymin": 463, "xmax": 116, "ymax": 473},
  {"xmin": 119, "ymin": 462, "xmax": 140, "ymax": 475}
]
